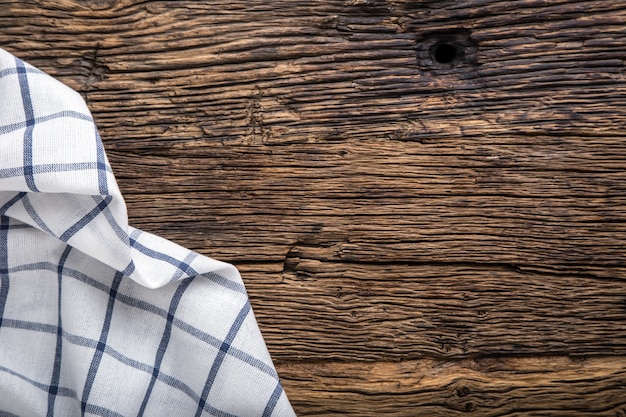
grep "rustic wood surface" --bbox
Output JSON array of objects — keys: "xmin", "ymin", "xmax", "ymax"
[{"xmin": 2, "ymin": 0, "xmax": 626, "ymax": 415}]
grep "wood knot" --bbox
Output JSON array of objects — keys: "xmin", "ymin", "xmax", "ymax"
[
  {"xmin": 456, "ymin": 386, "xmax": 470, "ymax": 397},
  {"xmin": 416, "ymin": 29, "xmax": 477, "ymax": 71},
  {"xmin": 79, "ymin": 0, "xmax": 119, "ymax": 10}
]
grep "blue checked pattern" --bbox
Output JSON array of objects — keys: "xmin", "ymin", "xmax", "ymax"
[{"xmin": 0, "ymin": 48, "xmax": 295, "ymax": 417}]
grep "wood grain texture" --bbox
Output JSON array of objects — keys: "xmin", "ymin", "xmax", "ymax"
[
  {"xmin": 1, "ymin": 0, "xmax": 626, "ymax": 414},
  {"xmin": 277, "ymin": 355, "xmax": 626, "ymax": 416}
]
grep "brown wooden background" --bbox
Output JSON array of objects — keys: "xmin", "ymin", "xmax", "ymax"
[{"xmin": 2, "ymin": 0, "xmax": 626, "ymax": 415}]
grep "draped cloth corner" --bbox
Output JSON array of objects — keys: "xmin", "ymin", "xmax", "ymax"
[{"xmin": 0, "ymin": 47, "xmax": 295, "ymax": 417}]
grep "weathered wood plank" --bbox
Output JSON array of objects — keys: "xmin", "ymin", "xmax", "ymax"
[
  {"xmin": 2, "ymin": 0, "xmax": 626, "ymax": 414},
  {"xmin": 247, "ymin": 262, "xmax": 626, "ymax": 361},
  {"xmin": 278, "ymin": 355, "xmax": 626, "ymax": 416}
]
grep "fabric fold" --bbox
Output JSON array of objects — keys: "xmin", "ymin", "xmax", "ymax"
[
  {"xmin": 0, "ymin": 48, "xmax": 243, "ymax": 289},
  {"xmin": 0, "ymin": 47, "xmax": 295, "ymax": 416}
]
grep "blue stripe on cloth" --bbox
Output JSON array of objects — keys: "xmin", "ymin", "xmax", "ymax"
[
  {"xmin": 197, "ymin": 271, "xmax": 247, "ymax": 295},
  {"xmin": 47, "ymin": 246, "xmax": 73, "ymax": 417},
  {"xmin": 83, "ymin": 404, "xmax": 125, "ymax": 417},
  {"xmin": 80, "ymin": 271, "xmax": 124, "ymax": 414},
  {"xmin": 0, "ymin": 110, "xmax": 93, "ymax": 136},
  {"xmin": 129, "ymin": 230, "xmax": 198, "ymax": 276},
  {"xmin": 0, "ymin": 192, "xmax": 27, "ymax": 216},
  {"xmin": 0, "ymin": 192, "xmax": 24, "ymax": 335},
  {"xmin": 5, "ymin": 262, "xmax": 110, "ymax": 293},
  {"xmin": 15, "ymin": 57, "xmax": 38, "ymax": 192},
  {"xmin": 95, "ymin": 196, "xmax": 130, "ymax": 244},
  {"xmin": 262, "ymin": 381, "xmax": 284, "ymax": 417},
  {"xmin": 1, "ymin": 318, "xmax": 57, "ymax": 333},
  {"xmin": 0, "ymin": 216, "xmax": 9, "ymax": 330},
  {"xmin": 3, "ymin": 223, "xmax": 30, "ymax": 230},
  {"xmin": 59, "ymin": 195, "xmax": 112, "ymax": 242},
  {"xmin": 121, "ymin": 260, "xmax": 135, "ymax": 277},
  {"xmin": 0, "ymin": 365, "xmax": 77, "ymax": 399},
  {"xmin": 0, "ymin": 162, "xmax": 113, "ymax": 180},
  {"xmin": 94, "ymin": 129, "xmax": 108, "ymax": 195},
  {"xmin": 0, "ymin": 65, "xmax": 44, "ymax": 80},
  {"xmin": 22, "ymin": 194, "xmax": 54, "ymax": 235},
  {"xmin": 138, "ymin": 253, "xmax": 196, "ymax": 415},
  {"xmin": 195, "ymin": 301, "xmax": 251, "ymax": 417},
  {"xmin": 194, "ymin": 402, "xmax": 239, "ymax": 417}
]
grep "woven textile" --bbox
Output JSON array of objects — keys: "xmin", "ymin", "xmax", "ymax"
[{"xmin": 0, "ymin": 48, "xmax": 295, "ymax": 417}]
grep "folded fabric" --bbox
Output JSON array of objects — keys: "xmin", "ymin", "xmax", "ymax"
[{"xmin": 0, "ymin": 47, "xmax": 295, "ymax": 416}]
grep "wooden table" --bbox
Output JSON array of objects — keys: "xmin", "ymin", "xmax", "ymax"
[{"xmin": 2, "ymin": 0, "xmax": 626, "ymax": 415}]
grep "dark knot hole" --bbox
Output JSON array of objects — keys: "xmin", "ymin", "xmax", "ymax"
[{"xmin": 432, "ymin": 43, "xmax": 458, "ymax": 64}]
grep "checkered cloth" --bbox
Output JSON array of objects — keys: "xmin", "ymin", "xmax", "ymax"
[{"xmin": 0, "ymin": 47, "xmax": 295, "ymax": 416}]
